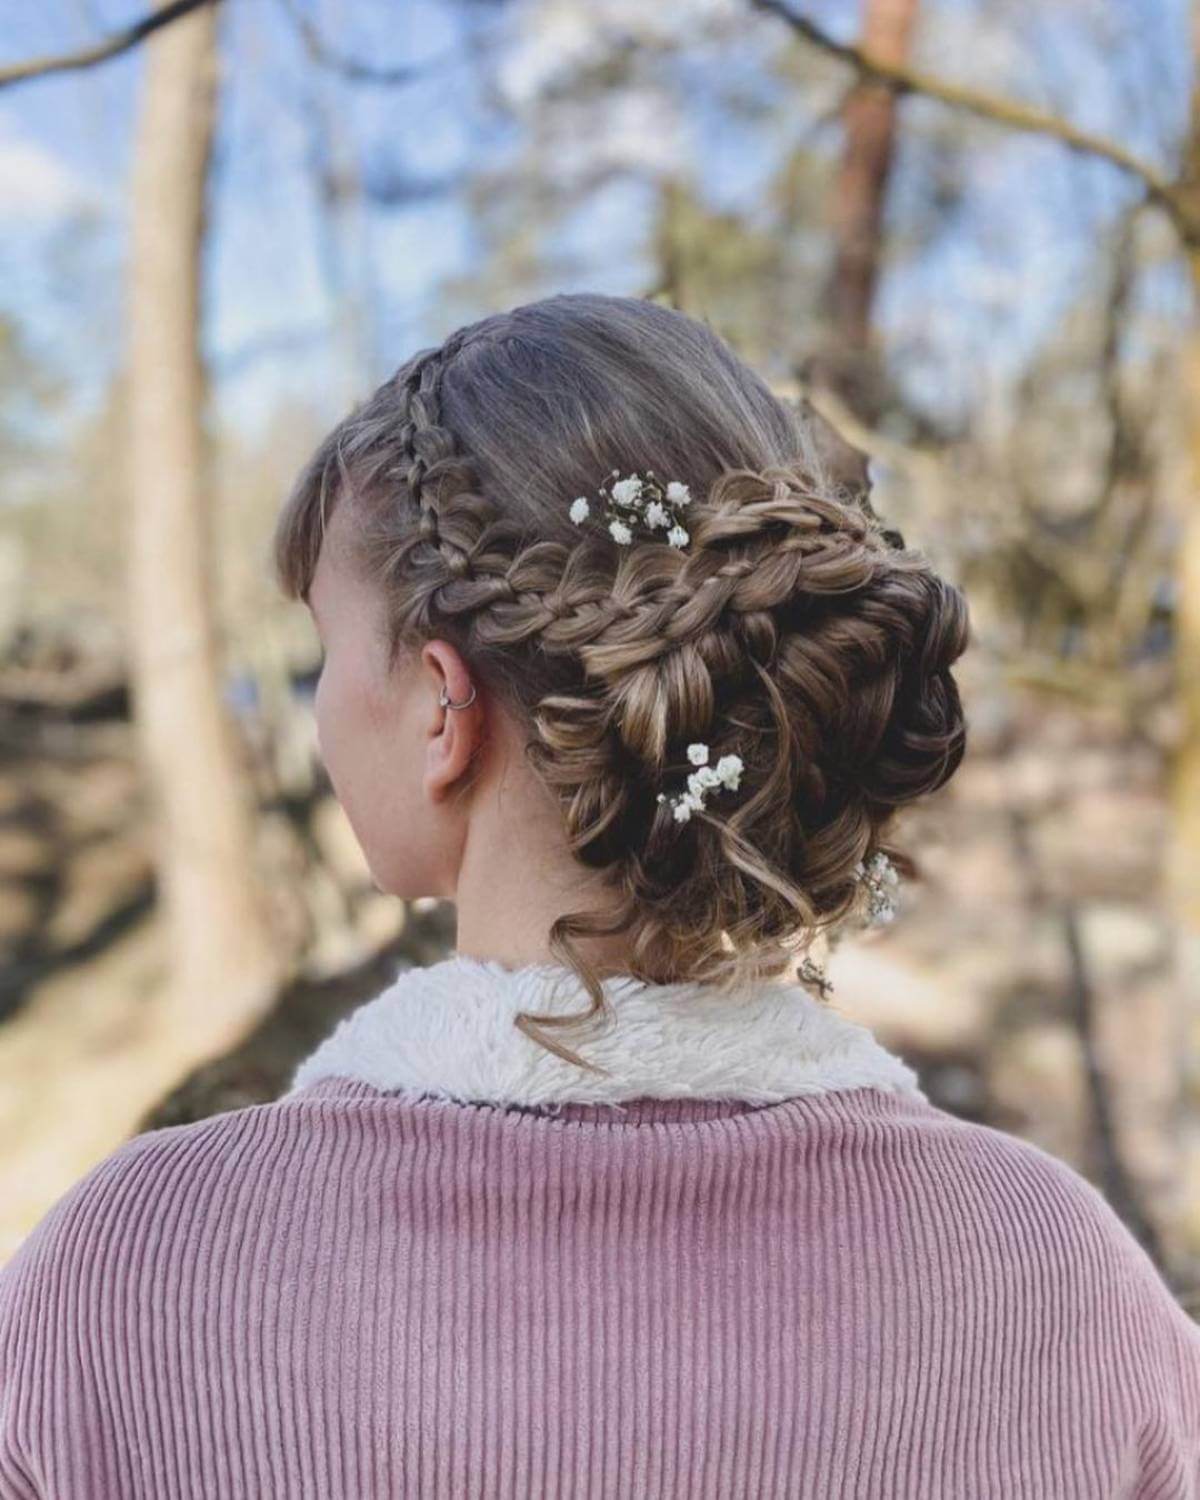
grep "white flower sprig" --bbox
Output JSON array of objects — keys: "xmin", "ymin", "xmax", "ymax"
[
  {"xmin": 569, "ymin": 469, "xmax": 693, "ymax": 550},
  {"xmin": 656, "ymin": 741, "xmax": 744, "ymax": 824},
  {"xmin": 852, "ymin": 850, "xmax": 900, "ymax": 926},
  {"xmin": 796, "ymin": 849, "xmax": 903, "ymax": 1001}
]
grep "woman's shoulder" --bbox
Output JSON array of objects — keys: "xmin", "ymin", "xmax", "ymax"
[
  {"xmin": 921, "ymin": 1102, "xmax": 1200, "ymax": 1463},
  {"xmin": 894, "ymin": 1096, "xmax": 1185, "ymax": 1261},
  {"xmin": 893, "ymin": 1097, "xmax": 1200, "ymax": 1364},
  {"xmin": 0, "ymin": 1081, "xmax": 424, "ymax": 1313},
  {"xmin": 0, "ymin": 1099, "xmax": 290, "ymax": 1310},
  {"xmin": 0, "ymin": 1098, "xmax": 322, "ymax": 1485}
]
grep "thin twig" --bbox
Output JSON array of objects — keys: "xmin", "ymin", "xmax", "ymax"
[
  {"xmin": 276, "ymin": 0, "xmax": 459, "ymax": 87},
  {"xmin": 747, "ymin": 0, "xmax": 1200, "ymax": 249},
  {"xmin": 0, "ymin": 0, "xmax": 217, "ymax": 90}
]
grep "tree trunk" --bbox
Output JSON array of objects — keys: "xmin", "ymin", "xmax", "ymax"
[
  {"xmin": 126, "ymin": 0, "xmax": 283, "ymax": 1064},
  {"xmin": 1168, "ymin": 245, "xmax": 1200, "ymax": 1266},
  {"xmin": 814, "ymin": 0, "xmax": 920, "ymax": 419},
  {"xmin": 1161, "ymin": 3, "xmax": 1200, "ymax": 1273}
]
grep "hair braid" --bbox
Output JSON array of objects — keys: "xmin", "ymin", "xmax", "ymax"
[{"xmin": 388, "ymin": 332, "xmax": 486, "ymax": 579}]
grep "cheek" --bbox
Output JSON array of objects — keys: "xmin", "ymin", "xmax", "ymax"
[
  {"xmin": 313, "ymin": 652, "xmax": 396, "ymax": 794},
  {"xmin": 313, "ymin": 657, "xmax": 359, "ymax": 790},
  {"xmin": 313, "ymin": 668, "xmax": 330, "ymax": 762}
]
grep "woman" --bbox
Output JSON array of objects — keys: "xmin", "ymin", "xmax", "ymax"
[{"xmin": 1, "ymin": 291, "xmax": 1196, "ymax": 1497}]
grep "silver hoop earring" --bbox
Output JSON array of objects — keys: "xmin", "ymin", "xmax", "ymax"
[{"xmin": 439, "ymin": 683, "xmax": 477, "ymax": 710}]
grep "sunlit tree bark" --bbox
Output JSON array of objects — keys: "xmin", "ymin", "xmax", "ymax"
[
  {"xmin": 821, "ymin": 0, "xmax": 919, "ymax": 418},
  {"xmin": 126, "ymin": 0, "xmax": 284, "ymax": 1063}
]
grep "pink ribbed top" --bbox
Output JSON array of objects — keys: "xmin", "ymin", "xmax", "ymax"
[{"xmin": 0, "ymin": 956, "xmax": 1197, "ymax": 1497}]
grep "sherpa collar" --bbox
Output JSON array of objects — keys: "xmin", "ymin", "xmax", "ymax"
[{"xmin": 287, "ymin": 953, "xmax": 927, "ymax": 1108}]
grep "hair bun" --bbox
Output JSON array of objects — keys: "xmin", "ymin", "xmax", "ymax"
[{"xmin": 275, "ymin": 291, "xmax": 971, "ymax": 1061}]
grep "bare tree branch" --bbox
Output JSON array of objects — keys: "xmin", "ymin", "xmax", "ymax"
[
  {"xmin": 277, "ymin": 0, "xmax": 458, "ymax": 86},
  {"xmin": 0, "ymin": 0, "xmax": 218, "ymax": 90},
  {"xmin": 748, "ymin": 0, "xmax": 1200, "ymax": 249}
]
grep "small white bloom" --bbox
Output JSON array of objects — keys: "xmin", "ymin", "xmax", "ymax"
[
  {"xmin": 666, "ymin": 480, "xmax": 691, "ymax": 507},
  {"xmin": 656, "ymin": 793, "xmax": 666, "ymax": 803},
  {"xmin": 688, "ymin": 767, "xmax": 720, "ymax": 796},
  {"xmin": 569, "ymin": 496, "xmax": 590, "ymax": 524},
  {"xmin": 611, "ymin": 476, "xmax": 644, "ymax": 507},
  {"xmin": 852, "ymin": 851, "xmax": 902, "ymax": 927},
  {"xmin": 672, "ymin": 798, "xmax": 693, "ymax": 823},
  {"xmin": 666, "ymin": 525, "xmax": 690, "ymax": 548},
  {"xmin": 609, "ymin": 519, "xmax": 633, "ymax": 544},
  {"xmin": 714, "ymin": 754, "xmax": 743, "ymax": 790},
  {"xmin": 874, "ymin": 853, "xmax": 900, "ymax": 886},
  {"xmin": 687, "ymin": 743, "xmax": 710, "ymax": 765},
  {"xmin": 644, "ymin": 500, "xmax": 670, "ymax": 529}
]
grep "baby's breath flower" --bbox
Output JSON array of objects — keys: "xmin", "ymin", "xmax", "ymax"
[
  {"xmin": 565, "ymin": 469, "xmax": 695, "ymax": 550},
  {"xmin": 852, "ymin": 851, "xmax": 901, "ymax": 926},
  {"xmin": 714, "ymin": 754, "xmax": 744, "ymax": 790},
  {"xmin": 657, "ymin": 743, "xmax": 744, "ymax": 825},
  {"xmin": 687, "ymin": 766, "xmax": 721, "ymax": 797},
  {"xmin": 676, "ymin": 790, "xmax": 707, "ymax": 822}
]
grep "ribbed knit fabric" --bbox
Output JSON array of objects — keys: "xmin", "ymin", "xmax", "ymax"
[{"xmin": 1, "ymin": 957, "xmax": 1199, "ymax": 1496}]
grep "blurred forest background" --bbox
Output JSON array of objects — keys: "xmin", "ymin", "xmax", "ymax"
[{"xmin": 3, "ymin": 0, "xmax": 1200, "ymax": 1318}]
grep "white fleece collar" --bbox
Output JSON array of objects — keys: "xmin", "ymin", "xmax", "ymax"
[{"xmin": 287, "ymin": 953, "xmax": 927, "ymax": 1107}]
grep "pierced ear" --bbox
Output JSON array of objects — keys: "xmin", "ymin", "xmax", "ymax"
[{"xmin": 425, "ymin": 675, "xmax": 484, "ymax": 804}]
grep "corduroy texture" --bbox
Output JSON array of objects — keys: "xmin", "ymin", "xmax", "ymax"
[{"xmin": 1, "ymin": 1074, "xmax": 1198, "ymax": 1497}]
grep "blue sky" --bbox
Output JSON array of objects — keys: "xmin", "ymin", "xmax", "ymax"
[{"xmin": 0, "ymin": 0, "xmax": 1193, "ymax": 454}]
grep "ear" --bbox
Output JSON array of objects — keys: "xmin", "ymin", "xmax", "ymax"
[{"xmin": 421, "ymin": 640, "xmax": 483, "ymax": 803}]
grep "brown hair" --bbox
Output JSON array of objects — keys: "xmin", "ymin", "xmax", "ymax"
[{"xmin": 273, "ymin": 292, "xmax": 970, "ymax": 1073}]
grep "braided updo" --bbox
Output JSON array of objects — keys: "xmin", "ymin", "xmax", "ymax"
[{"xmin": 274, "ymin": 292, "xmax": 970, "ymax": 1072}]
